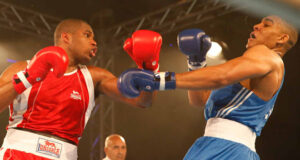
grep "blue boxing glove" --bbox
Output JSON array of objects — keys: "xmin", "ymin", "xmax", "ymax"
[
  {"xmin": 117, "ymin": 68, "xmax": 176, "ymax": 98},
  {"xmin": 177, "ymin": 29, "xmax": 212, "ymax": 71}
]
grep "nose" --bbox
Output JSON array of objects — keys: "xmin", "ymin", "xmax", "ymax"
[
  {"xmin": 91, "ymin": 39, "xmax": 97, "ymax": 46},
  {"xmin": 253, "ymin": 23, "xmax": 260, "ymax": 31}
]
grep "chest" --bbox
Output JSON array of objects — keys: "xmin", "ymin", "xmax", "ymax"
[{"xmin": 28, "ymin": 71, "xmax": 90, "ymax": 111}]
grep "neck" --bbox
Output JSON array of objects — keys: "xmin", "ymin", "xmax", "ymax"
[
  {"xmin": 56, "ymin": 45, "xmax": 79, "ymax": 73},
  {"xmin": 272, "ymin": 47, "xmax": 285, "ymax": 58},
  {"xmin": 66, "ymin": 65, "xmax": 78, "ymax": 73},
  {"xmin": 277, "ymin": 52, "xmax": 283, "ymax": 57},
  {"xmin": 66, "ymin": 55, "xmax": 80, "ymax": 73}
]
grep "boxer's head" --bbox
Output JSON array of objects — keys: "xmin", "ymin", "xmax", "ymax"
[
  {"xmin": 54, "ymin": 19, "xmax": 97, "ymax": 64},
  {"xmin": 247, "ymin": 15, "xmax": 298, "ymax": 54}
]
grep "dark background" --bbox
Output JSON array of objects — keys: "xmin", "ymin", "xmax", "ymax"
[{"xmin": 0, "ymin": 0, "xmax": 299, "ymax": 160}]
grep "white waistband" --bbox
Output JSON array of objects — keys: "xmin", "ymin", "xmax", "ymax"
[
  {"xmin": 1, "ymin": 129, "xmax": 78, "ymax": 160},
  {"xmin": 204, "ymin": 118, "xmax": 256, "ymax": 152}
]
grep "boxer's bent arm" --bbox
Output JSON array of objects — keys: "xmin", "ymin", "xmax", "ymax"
[
  {"xmin": 90, "ymin": 67, "xmax": 154, "ymax": 108},
  {"xmin": 175, "ymin": 45, "xmax": 276, "ymax": 90},
  {"xmin": 0, "ymin": 61, "xmax": 27, "ymax": 113}
]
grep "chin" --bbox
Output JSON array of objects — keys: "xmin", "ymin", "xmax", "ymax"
[
  {"xmin": 246, "ymin": 41, "xmax": 257, "ymax": 49},
  {"xmin": 246, "ymin": 43, "xmax": 251, "ymax": 49}
]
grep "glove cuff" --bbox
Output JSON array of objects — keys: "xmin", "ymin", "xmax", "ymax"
[
  {"xmin": 153, "ymin": 64, "xmax": 159, "ymax": 73},
  {"xmin": 12, "ymin": 71, "xmax": 32, "ymax": 94},
  {"xmin": 154, "ymin": 72, "xmax": 176, "ymax": 90},
  {"xmin": 187, "ymin": 60, "xmax": 207, "ymax": 71}
]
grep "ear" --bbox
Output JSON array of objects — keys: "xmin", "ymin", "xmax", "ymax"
[
  {"xmin": 104, "ymin": 147, "xmax": 108, "ymax": 154},
  {"xmin": 61, "ymin": 32, "xmax": 71, "ymax": 44},
  {"xmin": 277, "ymin": 34, "xmax": 289, "ymax": 45}
]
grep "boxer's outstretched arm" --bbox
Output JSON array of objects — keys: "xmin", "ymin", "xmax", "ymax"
[
  {"xmin": 89, "ymin": 66, "xmax": 155, "ymax": 108},
  {"xmin": 0, "ymin": 61, "xmax": 27, "ymax": 113},
  {"xmin": 176, "ymin": 45, "xmax": 277, "ymax": 90}
]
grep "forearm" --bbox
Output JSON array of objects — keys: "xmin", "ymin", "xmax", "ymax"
[
  {"xmin": 0, "ymin": 80, "xmax": 18, "ymax": 113},
  {"xmin": 175, "ymin": 67, "xmax": 227, "ymax": 90}
]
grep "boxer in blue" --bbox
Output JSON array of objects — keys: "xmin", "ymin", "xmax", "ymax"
[{"xmin": 117, "ymin": 15, "xmax": 298, "ymax": 159}]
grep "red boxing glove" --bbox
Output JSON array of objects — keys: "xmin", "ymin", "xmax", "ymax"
[
  {"xmin": 123, "ymin": 30, "xmax": 162, "ymax": 72},
  {"xmin": 13, "ymin": 46, "xmax": 69, "ymax": 94}
]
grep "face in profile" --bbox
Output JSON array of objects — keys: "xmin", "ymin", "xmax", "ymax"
[
  {"xmin": 246, "ymin": 16, "xmax": 286, "ymax": 49},
  {"xmin": 105, "ymin": 137, "xmax": 127, "ymax": 160}
]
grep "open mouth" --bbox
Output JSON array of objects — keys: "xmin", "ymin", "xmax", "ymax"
[
  {"xmin": 90, "ymin": 48, "xmax": 97, "ymax": 57},
  {"xmin": 250, "ymin": 32, "xmax": 256, "ymax": 39}
]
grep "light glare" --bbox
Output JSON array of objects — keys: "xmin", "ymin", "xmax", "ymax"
[{"xmin": 207, "ymin": 42, "xmax": 222, "ymax": 58}]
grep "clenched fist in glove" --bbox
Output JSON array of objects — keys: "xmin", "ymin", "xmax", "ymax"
[
  {"xmin": 12, "ymin": 46, "xmax": 69, "ymax": 94},
  {"xmin": 177, "ymin": 29, "xmax": 212, "ymax": 71},
  {"xmin": 123, "ymin": 30, "xmax": 162, "ymax": 73},
  {"xmin": 117, "ymin": 68, "xmax": 176, "ymax": 98}
]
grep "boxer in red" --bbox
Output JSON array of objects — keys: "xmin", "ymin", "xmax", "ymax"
[{"xmin": 0, "ymin": 19, "xmax": 161, "ymax": 159}]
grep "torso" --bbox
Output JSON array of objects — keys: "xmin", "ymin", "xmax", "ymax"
[
  {"xmin": 205, "ymin": 50, "xmax": 285, "ymax": 136},
  {"xmin": 8, "ymin": 65, "xmax": 95, "ymax": 144}
]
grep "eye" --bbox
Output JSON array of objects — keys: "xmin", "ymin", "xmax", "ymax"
[
  {"xmin": 84, "ymin": 33, "xmax": 91, "ymax": 38},
  {"xmin": 264, "ymin": 23, "xmax": 270, "ymax": 27},
  {"xmin": 263, "ymin": 20, "xmax": 273, "ymax": 27}
]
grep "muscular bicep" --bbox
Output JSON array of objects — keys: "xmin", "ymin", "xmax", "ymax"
[
  {"xmin": 99, "ymin": 76, "xmax": 119, "ymax": 97},
  {"xmin": 99, "ymin": 74, "xmax": 150, "ymax": 107},
  {"xmin": 217, "ymin": 53, "xmax": 273, "ymax": 83},
  {"xmin": 90, "ymin": 67, "xmax": 139, "ymax": 105},
  {"xmin": 89, "ymin": 66, "xmax": 116, "ymax": 96}
]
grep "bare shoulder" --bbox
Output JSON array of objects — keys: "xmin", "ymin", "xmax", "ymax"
[
  {"xmin": 0, "ymin": 61, "xmax": 27, "ymax": 81},
  {"xmin": 86, "ymin": 65, "xmax": 116, "ymax": 83},
  {"xmin": 243, "ymin": 45, "xmax": 283, "ymax": 66},
  {"xmin": 244, "ymin": 45, "xmax": 273, "ymax": 57}
]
